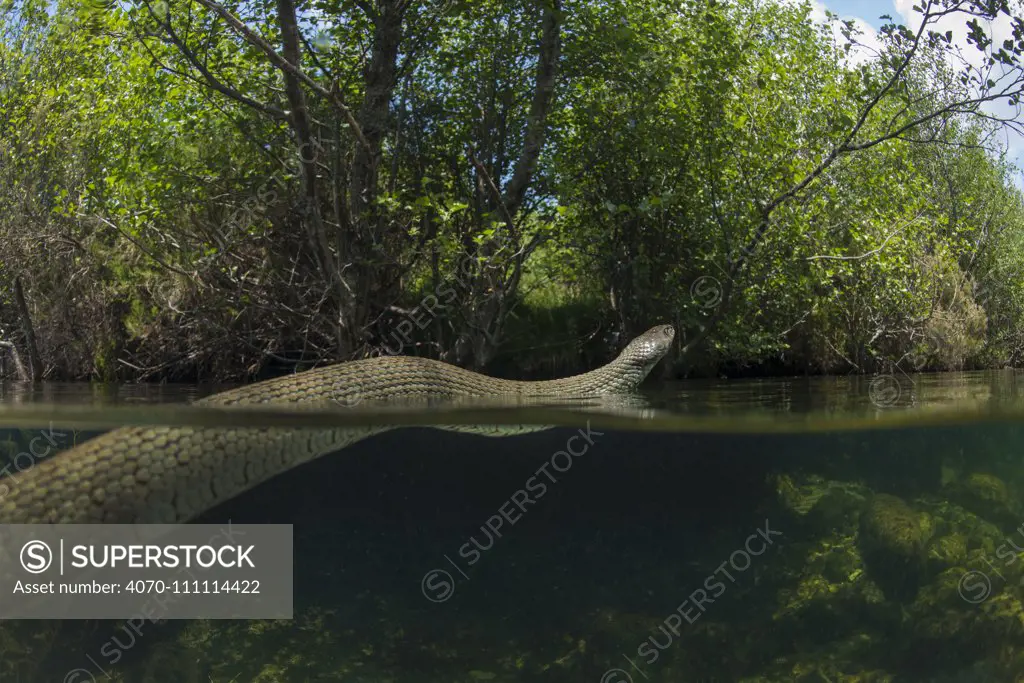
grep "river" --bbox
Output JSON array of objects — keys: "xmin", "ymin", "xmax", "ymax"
[{"xmin": 0, "ymin": 369, "xmax": 1021, "ymax": 682}]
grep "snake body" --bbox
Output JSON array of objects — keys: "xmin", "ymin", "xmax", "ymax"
[{"xmin": 0, "ymin": 325, "xmax": 674, "ymax": 524}]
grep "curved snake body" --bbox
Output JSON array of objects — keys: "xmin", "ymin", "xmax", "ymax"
[{"xmin": 0, "ymin": 325, "xmax": 675, "ymax": 524}]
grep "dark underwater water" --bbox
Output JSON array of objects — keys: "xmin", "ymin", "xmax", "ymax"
[{"xmin": 0, "ymin": 419, "xmax": 1022, "ymax": 682}]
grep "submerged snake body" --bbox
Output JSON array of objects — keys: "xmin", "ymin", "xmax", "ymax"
[{"xmin": 0, "ymin": 325, "xmax": 675, "ymax": 524}]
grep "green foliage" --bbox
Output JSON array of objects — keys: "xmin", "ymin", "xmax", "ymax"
[
  {"xmin": 2, "ymin": 0, "xmax": 1024, "ymax": 378},
  {"xmin": 550, "ymin": 0, "xmax": 1024, "ymax": 375}
]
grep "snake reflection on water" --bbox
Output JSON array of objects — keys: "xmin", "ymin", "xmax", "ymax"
[{"xmin": 0, "ymin": 325, "xmax": 675, "ymax": 524}]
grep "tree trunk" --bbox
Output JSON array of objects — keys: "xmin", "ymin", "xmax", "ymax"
[
  {"xmin": 346, "ymin": 1, "xmax": 407, "ymax": 349},
  {"xmin": 276, "ymin": 0, "xmax": 347, "ymax": 352},
  {"xmin": 349, "ymin": 2, "xmax": 404, "ymax": 239},
  {"xmin": 0, "ymin": 341, "xmax": 29, "ymax": 381},
  {"xmin": 13, "ymin": 277, "xmax": 42, "ymax": 381},
  {"xmin": 501, "ymin": 0, "xmax": 561, "ymax": 216},
  {"xmin": 453, "ymin": 0, "xmax": 562, "ymax": 369}
]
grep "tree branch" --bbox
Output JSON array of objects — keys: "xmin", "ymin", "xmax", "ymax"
[
  {"xmin": 467, "ymin": 145, "xmax": 517, "ymax": 239},
  {"xmin": 192, "ymin": 0, "xmax": 372, "ymax": 156},
  {"xmin": 139, "ymin": 0, "xmax": 289, "ymax": 121},
  {"xmin": 501, "ymin": 0, "xmax": 561, "ymax": 216}
]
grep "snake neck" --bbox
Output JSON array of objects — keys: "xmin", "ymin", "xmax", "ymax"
[
  {"xmin": 587, "ymin": 352, "xmax": 661, "ymax": 392},
  {"xmin": 527, "ymin": 348, "xmax": 662, "ymax": 397}
]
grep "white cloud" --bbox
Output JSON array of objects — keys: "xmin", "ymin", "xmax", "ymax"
[
  {"xmin": 893, "ymin": 0, "xmax": 1016, "ymax": 71},
  {"xmin": 891, "ymin": 0, "xmax": 1024, "ymax": 172},
  {"xmin": 777, "ymin": 0, "xmax": 1024, "ymax": 183},
  {"xmin": 833, "ymin": 15, "xmax": 886, "ymax": 65},
  {"xmin": 779, "ymin": 0, "xmax": 884, "ymax": 65}
]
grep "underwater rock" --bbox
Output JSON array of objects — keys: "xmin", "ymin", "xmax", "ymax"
[
  {"xmin": 907, "ymin": 565, "xmax": 1024, "ymax": 676},
  {"xmin": 926, "ymin": 532, "xmax": 968, "ymax": 573},
  {"xmin": 736, "ymin": 634, "xmax": 896, "ymax": 682},
  {"xmin": 774, "ymin": 473, "xmax": 826, "ymax": 516},
  {"xmin": 773, "ymin": 473, "xmax": 867, "ymax": 534},
  {"xmin": 857, "ymin": 494, "xmax": 931, "ymax": 602},
  {"xmin": 953, "ymin": 472, "xmax": 1020, "ymax": 528}
]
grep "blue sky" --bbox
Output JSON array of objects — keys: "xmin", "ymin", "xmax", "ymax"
[
  {"xmin": 828, "ymin": 0, "xmax": 895, "ymax": 25},
  {"xmin": 822, "ymin": 0, "xmax": 1024, "ymax": 188}
]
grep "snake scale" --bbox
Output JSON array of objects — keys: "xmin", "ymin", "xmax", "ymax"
[{"xmin": 0, "ymin": 325, "xmax": 674, "ymax": 524}]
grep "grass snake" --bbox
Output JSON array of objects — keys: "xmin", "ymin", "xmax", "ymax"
[{"xmin": 0, "ymin": 324, "xmax": 675, "ymax": 524}]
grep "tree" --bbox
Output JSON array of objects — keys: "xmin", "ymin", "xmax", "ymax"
[{"xmin": 554, "ymin": 0, "xmax": 1024, "ymax": 374}]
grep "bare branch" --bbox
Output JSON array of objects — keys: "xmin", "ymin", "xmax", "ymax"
[{"xmin": 467, "ymin": 145, "xmax": 517, "ymax": 239}]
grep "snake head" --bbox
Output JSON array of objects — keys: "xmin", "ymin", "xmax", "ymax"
[
  {"xmin": 633, "ymin": 323, "xmax": 675, "ymax": 358},
  {"xmin": 619, "ymin": 324, "xmax": 675, "ymax": 380}
]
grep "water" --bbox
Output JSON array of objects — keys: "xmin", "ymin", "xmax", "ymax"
[{"xmin": 1, "ymin": 370, "xmax": 1023, "ymax": 682}]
